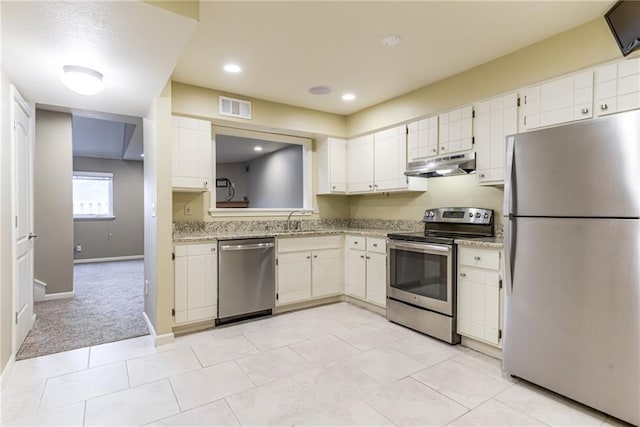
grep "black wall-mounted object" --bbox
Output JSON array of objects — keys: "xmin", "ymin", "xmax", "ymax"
[{"xmin": 605, "ymin": 0, "xmax": 640, "ymax": 57}]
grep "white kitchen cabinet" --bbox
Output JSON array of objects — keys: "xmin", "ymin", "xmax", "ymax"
[
  {"xmin": 276, "ymin": 235, "xmax": 343, "ymax": 305},
  {"xmin": 346, "ymin": 126, "xmax": 427, "ymax": 194},
  {"xmin": 171, "ymin": 116, "xmax": 211, "ymax": 191},
  {"xmin": 174, "ymin": 242, "xmax": 217, "ymax": 325},
  {"xmin": 407, "ymin": 116, "xmax": 438, "ymax": 162},
  {"xmin": 457, "ymin": 246, "xmax": 502, "ymax": 347},
  {"xmin": 317, "ymin": 137, "xmax": 347, "ymax": 194},
  {"xmin": 474, "ymin": 93, "xmax": 518, "ymax": 185},
  {"xmin": 438, "ymin": 105, "xmax": 473, "ymax": 155},
  {"xmin": 520, "ymin": 71, "xmax": 593, "ymax": 131},
  {"xmin": 346, "ymin": 134, "xmax": 375, "ymax": 193},
  {"xmin": 595, "ymin": 57, "xmax": 640, "ymax": 117},
  {"xmin": 344, "ymin": 235, "xmax": 387, "ymax": 307}
]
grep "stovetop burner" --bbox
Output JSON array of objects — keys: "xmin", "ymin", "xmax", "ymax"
[{"xmin": 388, "ymin": 207, "xmax": 494, "ymax": 244}]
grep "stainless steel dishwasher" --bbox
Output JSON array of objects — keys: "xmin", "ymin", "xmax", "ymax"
[{"xmin": 217, "ymin": 237, "xmax": 275, "ymax": 324}]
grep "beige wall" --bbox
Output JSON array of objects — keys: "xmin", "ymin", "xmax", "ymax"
[
  {"xmin": 145, "ymin": 0, "xmax": 198, "ymax": 21},
  {"xmin": 73, "ymin": 157, "xmax": 144, "ymax": 261},
  {"xmin": 347, "ymin": 18, "xmax": 620, "ymax": 136},
  {"xmin": 1, "ymin": 70, "xmax": 13, "ymax": 375},
  {"xmin": 144, "ymin": 86, "xmax": 174, "ymax": 336},
  {"xmin": 34, "ymin": 110, "xmax": 74, "ymax": 294}
]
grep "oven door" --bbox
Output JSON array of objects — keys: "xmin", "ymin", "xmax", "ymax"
[{"xmin": 387, "ymin": 239, "xmax": 454, "ymax": 316}]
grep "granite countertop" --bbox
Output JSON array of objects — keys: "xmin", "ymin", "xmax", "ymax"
[
  {"xmin": 455, "ymin": 236, "xmax": 504, "ymax": 249},
  {"xmin": 173, "ymin": 227, "xmax": 399, "ymax": 243}
]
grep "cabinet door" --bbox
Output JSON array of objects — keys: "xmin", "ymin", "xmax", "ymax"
[
  {"xmin": 407, "ymin": 117, "xmax": 438, "ymax": 162},
  {"xmin": 311, "ymin": 248, "xmax": 343, "ymax": 297},
  {"xmin": 365, "ymin": 251, "xmax": 387, "ymax": 307},
  {"xmin": 174, "ymin": 251, "xmax": 188, "ymax": 324},
  {"xmin": 595, "ymin": 58, "xmax": 640, "ymax": 117},
  {"xmin": 374, "ymin": 126, "xmax": 407, "ymax": 191},
  {"xmin": 172, "ymin": 116, "xmax": 212, "ymax": 190},
  {"xmin": 457, "ymin": 265, "xmax": 500, "ymax": 345},
  {"xmin": 475, "ymin": 93, "xmax": 518, "ymax": 184},
  {"xmin": 344, "ymin": 248, "xmax": 366, "ymax": 299},
  {"xmin": 277, "ymin": 251, "xmax": 312, "ymax": 305},
  {"xmin": 521, "ymin": 71, "xmax": 593, "ymax": 131},
  {"xmin": 186, "ymin": 245, "xmax": 217, "ymax": 322},
  {"xmin": 346, "ymin": 134, "xmax": 374, "ymax": 193},
  {"xmin": 439, "ymin": 106, "xmax": 473, "ymax": 154},
  {"xmin": 329, "ymin": 138, "xmax": 347, "ymax": 193},
  {"xmin": 595, "ymin": 63, "xmax": 619, "ymax": 117}
]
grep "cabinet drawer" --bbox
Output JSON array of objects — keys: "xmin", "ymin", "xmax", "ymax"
[
  {"xmin": 345, "ymin": 235, "xmax": 365, "ymax": 250},
  {"xmin": 188, "ymin": 243, "xmax": 217, "ymax": 256},
  {"xmin": 278, "ymin": 235, "xmax": 341, "ymax": 253},
  {"xmin": 367, "ymin": 237, "xmax": 386, "ymax": 254},
  {"xmin": 458, "ymin": 247, "xmax": 500, "ymax": 270}
]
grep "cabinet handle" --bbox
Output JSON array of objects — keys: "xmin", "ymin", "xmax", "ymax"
[
  {"xmin": 432, "ymin": 148, "xmax": 436, "ymax": 153},
  {"xmin": 373, "ymin": 243, "xmax": 378, "ymax": 247},
  {"xmin": 313, "ymin": 255, "xmax": 318, "ymax": 258},
  {"xmin": 441, "ymin": 146, "xmax": 446, "ymax": 151},
  {"xmin": 480, "ymin": 173, "xmax": 485, "ymax": 178},
  {"xmin": 211, "ymin": 247, "xmax": 216, "ymax": 252},
  {"xmin": 474, "ymin": 256, "xmax": 481, "ymax": 261},
  {"xmin": 374, "ymin": 184, "xmax": 378, "ymax": 189},
  {"xmin": 581, "ymin": 107, "xmax": 589, "ymax": 114},
  {"xmin": 600, "ymin": 103, "xmax": 608, "ymax": 111},
  {"xmin": 203, "ymin": 181, "xmax": 208, "ymax": 188},
  {"xmin": 460, "ymin": 273, "xmax": 467, "ymax": 278},
  {"xmin": 332, "ymin": 185, "xmax": 336, "ymax": 190},
  {"xmin": 366, "ymin": 256, "xmax": 370, "ymax": 260},
  {"xmin": 354, "ymin": 241, "xmax": 358, "ymax": 245},
  {"xmin": 368, "ymin": 185, "xmax": 373, "ymax": 189},
  {"xmin": 306, "ymin": 255, "xmax": 311, "ymax": 259},
  {"xmin": 360, "ymin": 255, "xmax": 365, "ymax": 259}
]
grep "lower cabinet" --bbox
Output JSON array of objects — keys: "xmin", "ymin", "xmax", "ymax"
[
  {"xmin": 276, "ymin": 235, "xmax": 343, "ymax": 305},
  {"xmin": 174, "ymin": 242, "xmax": 218, "ymax": 325},
  {"xmin": 344, "ymin": 235, "xmax": 387, "ymax": 307},
  {"xmin": 456, "ymin": 245, "xmax": 502, "ymax": 346}
]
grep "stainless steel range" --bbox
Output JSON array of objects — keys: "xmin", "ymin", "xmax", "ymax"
[{"xmin": 387, "ymin": 207, "xmax": 494, "ymax": 344}]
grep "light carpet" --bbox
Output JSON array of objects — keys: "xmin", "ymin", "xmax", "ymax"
[{"xmin": 16, "ymin": 260, "xmax": 149, "ymax": 360}]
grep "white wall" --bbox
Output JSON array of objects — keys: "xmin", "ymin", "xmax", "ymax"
[
  {"xmin": 0, "ymin": 69, "xmax": 13, "ymax": 375},
  {"xmin": 246, "ymin": 145, "xmax": 303, "ymax": 209}
]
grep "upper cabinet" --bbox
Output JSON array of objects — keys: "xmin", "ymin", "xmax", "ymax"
[
  {"xmin": 317, "ymin": 137, "xmax": 346, "ymax": 194},
  {"xmin": 438, "ymin": 105, "xmax": 474, "ymax": 155},
  {"xmin": 171, "ymin": 116, "xmax": 212, "ymax": 191},
  {"xmin": 520, "ymin": 71, "xmax": 593, "ymax": 131},
  {"xmin": 474, "ymin": 92, "xmax": 518, "ymax": 185},
  {"xmin": 407, "ymin": 116, "xmax": 438, "ymax": 162},
  {"xmin": 595, "ymin": 57, "xmax": 640, "ymax": 117},
  {"xmin": 346, "ymin": 126, "xmax": 427, "ymax": 194}
]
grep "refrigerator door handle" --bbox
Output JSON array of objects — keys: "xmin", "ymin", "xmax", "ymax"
[
  {"xmin": 504, "ymin": 135, "xmax": 515, "ymax": 215},
  {"xmin": 504, "ymin": 216, "xmax": 515, "ymax": 296}
]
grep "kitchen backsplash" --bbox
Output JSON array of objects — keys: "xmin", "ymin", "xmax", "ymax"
[{"xmin": 173, "ymin": 218, "xmax": 423, "ymax": 238}]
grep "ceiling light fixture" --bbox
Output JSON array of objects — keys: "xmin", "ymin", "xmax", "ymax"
[
  {"xmin": 223, "ymin": 63, "xmax": 242, "ymax": 73},
  {"xmin": 382, "ymin": 35, "xmax": 401, "ymax": 47},
  {"xmin": 342, "ymin": 93, "xmax": 356, "ymax": 101},
  {"xmin": 254, "ymin": 146, "xmax": 263, "ymax": 151},
  {"xmin": 308, "ymin": 86, "xmax": 331, "ymax": 95},
  {"xmin": 61, "ymin": 65, "xmax": 104, "ymax": 95}
]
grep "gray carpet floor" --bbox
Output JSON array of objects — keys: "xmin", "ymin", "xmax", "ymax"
[{"xmin": 16, "ymin": 260, "xmax": 149, "ymax": 360}]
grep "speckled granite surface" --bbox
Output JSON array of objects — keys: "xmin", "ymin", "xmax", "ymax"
[
  {"xmin": 173, "ymin": 219, "xmax": 423, "ymax": 243},
  {"xmin": 455, "ymin": 237, "xmax": 504, "ymax": 249}
]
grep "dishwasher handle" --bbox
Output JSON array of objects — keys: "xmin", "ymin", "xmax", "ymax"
[{"xmin": 219, "ymin": 242, "xmax": 275, "ymax": 251}]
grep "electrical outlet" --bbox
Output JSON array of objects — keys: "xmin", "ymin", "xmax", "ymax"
[
  {"xmin": 184, "ymin": 203, "xmax": 193, "ymax": 216},
  {"xmin": 75, "ymin": 244, "xmax": 82, "ymax": 252}
]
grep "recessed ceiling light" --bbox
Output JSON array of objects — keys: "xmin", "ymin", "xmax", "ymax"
[
  {"xmin": 382, "ymin": 35, "xmax": 401, "ymax": 47},
  {"xmin": 223, "ymin": 64, "xmax": 242, "ymax": 73},
  {"xmin": 61, "ymin": 65, "xmax": 104, "ymax": 95},
  {"xmin": 254, "ymin": 146, "xmax": 263, "ymax": 151},
  {"xmin": 308, "ymin": 86, "xmax": 331, "ymax": 95},
  {"xmin": 342, "ymin": 93, "xmax": 356, "ymax": 101}
]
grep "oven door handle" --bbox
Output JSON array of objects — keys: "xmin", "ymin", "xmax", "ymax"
[{"xmin": 388, "ymin": 241, "xmax": 452, "ymax": 255}]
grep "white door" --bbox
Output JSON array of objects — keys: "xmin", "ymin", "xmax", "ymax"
[{"xmin": 12, "ymin": 86, "xmax": 34, "ymax": 349}]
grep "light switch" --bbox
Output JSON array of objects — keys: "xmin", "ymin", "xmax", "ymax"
[{"xmin": 184, "ymin": 203, "xmax": 192, "ymax": 216}]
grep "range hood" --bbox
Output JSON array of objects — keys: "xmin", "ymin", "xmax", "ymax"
[{"xmin": 405, "ymin": 151, "xmax": 476, "ymax": 178}]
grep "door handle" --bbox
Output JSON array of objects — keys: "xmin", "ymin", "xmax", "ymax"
[{"xmin": 28, "ymin": 233, "xmax": 37, "ymax": 240}]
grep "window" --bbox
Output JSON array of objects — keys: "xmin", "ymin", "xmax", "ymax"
[{"xmin": 72, "ymin": 172, "xmax": 114, "ymax": 218}]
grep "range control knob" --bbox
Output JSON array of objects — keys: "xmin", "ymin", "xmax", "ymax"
[
  {"xmin": 475, "ymin": 212, "xmax": 481, "ymax": 218},
  {"xmin": 429, "ymin": 211, "xmax": 435, "ymax": 218},
  {"xmin": 483, "ymin": 212, "xmax": 489, "ymax": 219},
  {"xmin": 468, "ymin": 212, "xmax": 474, "ymax": 218}
]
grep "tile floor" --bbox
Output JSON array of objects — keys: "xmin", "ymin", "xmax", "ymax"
[{"xmin": 0, "ymin": 302, "xmax": 629, "ymax": 426}]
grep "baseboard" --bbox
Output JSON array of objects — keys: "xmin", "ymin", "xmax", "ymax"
[
  {"xmin": 74, "ymin": 255, "xmax": 144, "ymax": 264},
  {"xmin": 461, "ymin": 336, "xmax": 503, "ymax": 359},
  {"xmin": 0, "ymin": 354, "xmax": 16, "ymax": 390},
  {"xmin": 34, "ymin": 279, "xmax": 47, "ymax": 302},
  {"xmin": 142, "ymin": 311, "xmax": 174, "ymax": 347},
  {"xmin": 42, "ymin": 291, "xmax": 74, "ymax": 301},
  {"xmin": 343, "ymin": 295, "xmax": 387, "ymax": 316},
  {"xmin": 273, "ymin": 295, "xmax": 343, "ymax": 315}
]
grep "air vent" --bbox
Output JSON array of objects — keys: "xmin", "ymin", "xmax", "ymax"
[{"xmin": 219, "ymin": 96, "xmax": 252, "ymax": 119}]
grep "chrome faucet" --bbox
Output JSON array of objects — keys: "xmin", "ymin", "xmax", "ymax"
[{"xmin": 286, "ymin": 210, "xmax": 304, "ymax": 231}]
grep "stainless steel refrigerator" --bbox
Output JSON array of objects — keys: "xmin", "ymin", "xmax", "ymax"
[{"xmin": 503, "ymin": 109, "xmax": 640, "ymax": 426}]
